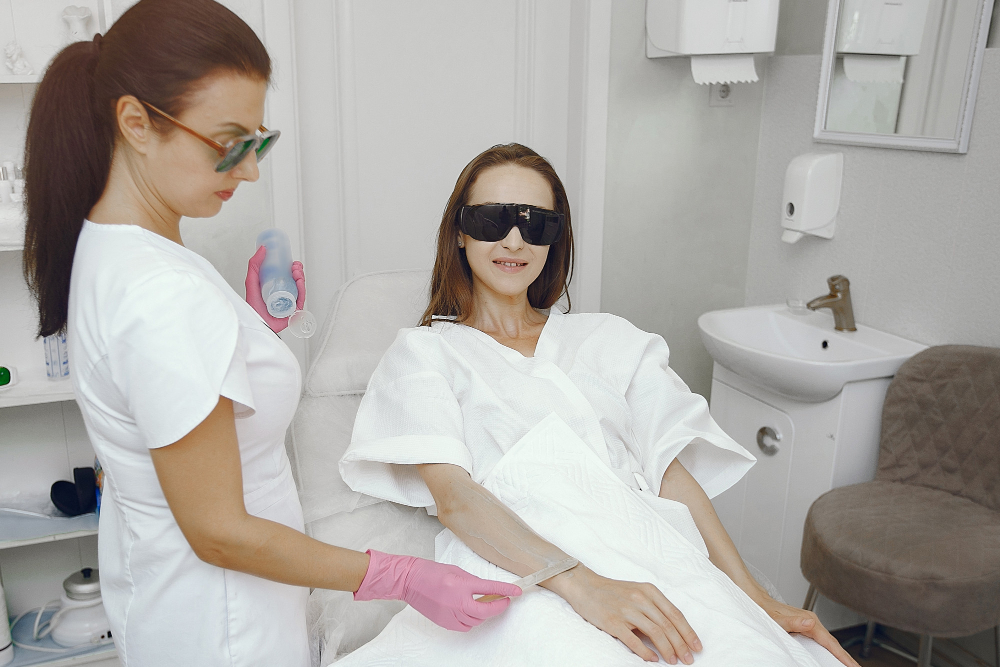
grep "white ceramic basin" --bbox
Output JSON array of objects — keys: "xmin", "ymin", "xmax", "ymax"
[{"xmin": 697, "ymin": 304, "xmax": 927, "ymax": 402}]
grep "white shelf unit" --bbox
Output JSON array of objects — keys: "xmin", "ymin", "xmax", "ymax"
[
  {"xmin": 0, "ymin": 75, "xmax": 40, "ymax": 85},
  {"xmin": 0, "ymin": 381, "xmax": 74, "ymax": 409},
  {"xmin": 0, "ymin": 205, "xmax": 26, "ymax": 252},
  {"xmin": 8, "ymin": 607, "xmax": 115, "ymax": 666},
  {"xmin": 1, "ymin": 3, "xmax": 297, "ymax": 664},
  {"xmin": 0, "ymin": 512, "xmax": 97, "ymax": 551}
]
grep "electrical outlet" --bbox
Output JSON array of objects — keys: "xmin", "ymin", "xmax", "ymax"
[{"xmin": 709, "ymin": 83, "xmax": 736, "ymax": 107}]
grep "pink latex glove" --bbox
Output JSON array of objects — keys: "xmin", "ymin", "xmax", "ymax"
[
  {"xmin": 245, "ymin": 245, "xmax": 306, "ymax": 333},
  {"xmin": 354, "ymin": 550, "xmax": 522, "ymax": 631}
]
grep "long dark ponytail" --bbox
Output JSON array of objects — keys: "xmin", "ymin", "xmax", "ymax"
[{"xmin": 22, "ymin": 0, "xmax": 271, "ymax": 337}]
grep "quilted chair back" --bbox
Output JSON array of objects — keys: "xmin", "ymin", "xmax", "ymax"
[
  {"xmin": 287, "ymin": 270, "xmax": 442, "ymax": 658},
  {"xmin": 876, "ymin": 345, "xmax": 1000, "ymax": 511},
  {"xmin": 289, "ymin": 268, "xmax": 432, "ymax": 524}
]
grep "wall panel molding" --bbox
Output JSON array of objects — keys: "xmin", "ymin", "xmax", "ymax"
[
  {"xmin": 566, "ymin": 0, "xmax": 612, "ymax": 314},
  {"xmin": 334, "ymin": 0, "xmax": 362, "ymax": 283},
  {"xmin": 514, "ymin": 0, "xmax": 536, "ymax": 146},
  {"xmin": 298, "ymin": 0, "xmax": 611, "ymax": 345}
]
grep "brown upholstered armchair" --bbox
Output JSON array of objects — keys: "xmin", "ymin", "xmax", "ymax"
[{"xmin": 799, "ymin": 345, "xmax": 1000, "ymax": 667}]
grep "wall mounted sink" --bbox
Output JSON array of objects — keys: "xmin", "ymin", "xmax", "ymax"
[{"xmin": 697, "ymin": 304, "xmax": 927, "ymax": 402}]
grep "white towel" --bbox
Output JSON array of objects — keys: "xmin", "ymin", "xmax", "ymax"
[{"xmin": 336, "ymin": 415, "xmax": 841, "ymax": 666}]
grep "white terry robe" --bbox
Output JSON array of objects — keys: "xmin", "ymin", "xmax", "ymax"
[{"xmin": 338, "ymin": 310, "xmax": 840, "ymax": 667}]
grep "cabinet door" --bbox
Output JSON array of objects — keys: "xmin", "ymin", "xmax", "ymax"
[{"xmin": 709, "ymin": 380, "xmax": 795, "ymax": 587}]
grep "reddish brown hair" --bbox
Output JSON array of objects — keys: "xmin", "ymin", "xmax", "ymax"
[
  {"xmin": 22, "ymin": 0, "xmax": 271, "ymax": 337},
  {"xmin": 420, "ymin": 143, "xmax": 574, "ymax": 326}
]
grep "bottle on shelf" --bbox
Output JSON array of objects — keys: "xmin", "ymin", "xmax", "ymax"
[
  {"xmin": 0, "ymin": 168, "xmax": 12, "ymax": 206},
  {"xmin": 44, "ymin": 333, "xmax": 71, "ymax": 380},
  {"xmin": 12, "ymin": 166, "xmax": 24, "ymax": 203},
  {"xmin": 1, "ymin": 579, "xmax": 13, "ymax": 666}
]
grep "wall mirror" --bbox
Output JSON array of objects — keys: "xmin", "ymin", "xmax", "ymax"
[{"xmin": 814, "ymin": 0, "xmax": 995, "ymax": 153}]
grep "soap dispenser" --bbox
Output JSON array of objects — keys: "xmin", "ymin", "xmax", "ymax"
[{"xmin": 781, "ymin": 152, "xmax": 843, "ymax": 244}]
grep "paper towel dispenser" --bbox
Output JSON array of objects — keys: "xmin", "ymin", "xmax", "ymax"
[
  {"xmin": 836, "ymin": 0, "xmax": 931, "ymax": 56},
  {"xmin": 646, "ymin": 0, "xmax": 780, "ymax": 84}
]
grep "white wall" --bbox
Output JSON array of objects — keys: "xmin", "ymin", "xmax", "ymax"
[
  {"xmin": 745, "ymin": 52, "xmax": 1000, "ymax": 351},
  {"xmin": 599, "ymin": 0, "xmax": 765, "ymax": 397},
  {"xmin": 292, "ymin": 0, "xmax": 610, "ymax": 344},
  {"xmin": 743, "ymin": 9, "xmax": 1000, "ymax": 657}
]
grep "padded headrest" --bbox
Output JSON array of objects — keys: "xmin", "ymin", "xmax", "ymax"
[{"xmin": 304, "ymin": 269, "xmax": 431, "ymax": 396}]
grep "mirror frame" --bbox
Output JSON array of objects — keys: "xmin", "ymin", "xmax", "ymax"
[{"xmin": 814, "ymin": 0, "xmax": 996, "ymax": 153}]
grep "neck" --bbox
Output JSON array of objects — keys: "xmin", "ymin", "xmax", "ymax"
[
  {"xmin": 88, "ymin": 147, "xmax": 184, "ymax": 245},
  {"xmin": 466, "ymin": 280, "xmax": 546, "ymax": 338}
]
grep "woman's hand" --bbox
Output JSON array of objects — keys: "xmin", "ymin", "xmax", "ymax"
[
  {"xmin": 754, "ymin": 596, "xmax": 860, "ymax": 667},
  {"xmin": 354, "ymin": 550, "xmax": 521, "ymax": 632},
  {"xmin": 550, "ymin": 565, "xmax": 702, "ymax": 664},
  {"xmin": 244, "ymin": 245, "xmax": 306, "ymax": 333}
]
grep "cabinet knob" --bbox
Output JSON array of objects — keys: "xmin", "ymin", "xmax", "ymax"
[{"xmin": 756, "ymin": 426, "xmax": 781, "ymax": 456}]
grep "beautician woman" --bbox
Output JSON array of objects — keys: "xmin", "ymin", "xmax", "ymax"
[{"xmin": 21, "ymin": 1, "xmax": 518, "ymax": 664}]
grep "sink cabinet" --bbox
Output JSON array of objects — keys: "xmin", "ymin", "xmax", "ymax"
[{"xmin": 708, "ymin": 363, "xmax": 890, "ymax": 630}]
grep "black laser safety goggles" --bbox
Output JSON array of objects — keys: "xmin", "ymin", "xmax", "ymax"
[{"xmin": 457, "ymin": 204, "xmax": 565, "ymax": 246}]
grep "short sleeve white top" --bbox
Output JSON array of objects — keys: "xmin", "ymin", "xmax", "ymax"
[{"xmin": 68, "ymin": 221, "xmax": 308, "ymax": 667}]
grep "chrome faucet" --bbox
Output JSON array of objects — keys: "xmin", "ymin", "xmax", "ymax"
[{"xmin": 807, "ymin": 275, "xmax": 857, "ymax": 331}]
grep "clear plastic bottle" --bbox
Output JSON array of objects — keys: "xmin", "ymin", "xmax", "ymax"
[
  {"xmin": 44, "ymin": 333, "xmax": 70, "ymax": 380},
  {"xmin": 0, "ymin": 579, "xmax": 12, "ymax": 666},
  {"xmin": 255, "ymin": 229, "xmax": 316, "ymax": 338},
  {"xmin": 256, "ymin": 228, "xmax": 298, "ymax": 318}
]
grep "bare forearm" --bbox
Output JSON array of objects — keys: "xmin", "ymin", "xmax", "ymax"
[
  {"xmin": 417, "ymin": 464, "xmax": 570, "ymax": 585},
  {"xmin": 198, "ymin": 514, "xmax": 370, "ymax": 592},
  {"xmin": 150, "ymin": 398, "xmax": 371, "ymax": 594},
  {"xmin": 658, "ymin": 453, "xmax": 768, "ymax": 601}
]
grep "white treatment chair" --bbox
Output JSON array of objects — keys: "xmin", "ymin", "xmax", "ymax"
[
  {"xmin": 287, "ymin": 270, "xmax": 785, "ymax": 665},
  {"xmin": 287, "ymin": 269, "xmax": 443, "ymax": 662}
]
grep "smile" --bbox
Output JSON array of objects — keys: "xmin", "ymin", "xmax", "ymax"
[{"xmin": 492, "ymin": 258, "xmax": 528, "ymax": 274}]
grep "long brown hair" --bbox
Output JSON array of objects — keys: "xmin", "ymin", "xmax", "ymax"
[
  {"xmin": 22, "ymin": 0, "xmax": 271, "ymax": 337},
  {"xmin": 420, "ymin": 143, "xmax": 574, "ymax": 326}
]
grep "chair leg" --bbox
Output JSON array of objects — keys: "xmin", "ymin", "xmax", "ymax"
[
  {"xmin": 917, "ymin": 635, "xmax": 933, "ymax": 667},
  {"xmin": 803, "ymin": 584, "xmax": 819, "ymax": 612},
  {"xmin": 860, "ymin": 621, "xmax": 876, "ymax": 659},
  {"xmin": 994, "ymin": 625, "xmax": 999, "ymax": 667}
]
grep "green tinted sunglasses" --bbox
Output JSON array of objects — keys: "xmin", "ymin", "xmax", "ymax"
[{"xmin": 141, "ymin": 101, "xmax": 280, "ymax": 173}]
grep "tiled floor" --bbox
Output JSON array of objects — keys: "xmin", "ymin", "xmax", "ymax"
[{"xmin": 833, "ymin": 625, "xmax": 997, "ymax": 667}]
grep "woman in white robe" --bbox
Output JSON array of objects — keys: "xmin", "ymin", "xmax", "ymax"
[{"xmin": 339, "ymin": 144, "xmax": 859, "ymax": 667}]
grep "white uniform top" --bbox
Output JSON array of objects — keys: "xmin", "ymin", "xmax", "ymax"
[
  {"xmin": 341, "ymin": 309, "xmax": 756, "ymax": 509},
  {"xmin": 68, "ymin": 221, "xmax": 308, "ymax": 667}
]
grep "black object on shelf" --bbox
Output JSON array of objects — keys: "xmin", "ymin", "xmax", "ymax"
[{"xmin": 50, "ymin": 468, "xmax": 97, "ymax": 516}]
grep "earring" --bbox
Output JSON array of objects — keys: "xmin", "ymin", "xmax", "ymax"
[{"xmin": 457, "ymin": 238, "xmax": 465, "ymax": 248}]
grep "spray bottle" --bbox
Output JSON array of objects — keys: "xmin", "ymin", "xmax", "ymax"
[{"xmin": 255, "ymin": 229, "xmax": 316, "ymax": 338}]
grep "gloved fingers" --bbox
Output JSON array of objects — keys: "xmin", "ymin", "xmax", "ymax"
[
  {"xmin": 247, "ymin": 245, "xmax": 266, "ymax": 274},
  {"xmin": 245, "ymin": 246, "xmax": 266, "ymax": 296},
  {"xmin": 465, "ymin": 576, "xmax": 522, "ymax": 599},
  {"xmin": 445, "ymin": 616, "xmax": 475, "ymax": 633},
  {"xmin": 291, "ymin": 261, "xmax": 306, "ymax": 310},
  {"xmin": 463, "ymin": 593, "xmax": 511, "ymax": 621}
]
